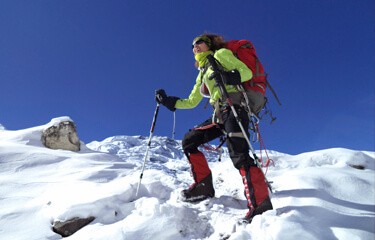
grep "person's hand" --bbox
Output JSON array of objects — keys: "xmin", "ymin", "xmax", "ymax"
[
  {"xmin": 223, "ymin": 70, "xmax": 241, "ymax": 85},
  {"xmin": 209, "ymin": 70, "xmax": 241, "ymax": 85},
  {"xmin": 155, "ymin": 89, "xmax": 180, "ymax": 112},
  {"xmin": 155, "ymin": 89, "xmax": 167, "ymax": 104}
]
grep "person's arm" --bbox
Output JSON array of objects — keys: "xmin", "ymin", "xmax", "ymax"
[
  {"xmin": 214, "ymin": 48, "xmax": 252, "ymax": 83},
  {"xmin": 174, "ymin": 72, "xmax": 204, "ymax": 109}
]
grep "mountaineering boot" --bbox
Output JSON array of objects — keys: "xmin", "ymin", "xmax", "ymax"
[
  {"xmin": 242, "ymin": 196, "xmax": 273, "ymax": 224},
  {"xmin": 180, "ymin": 173, "xmax": 215, "ymax": 202},
  {"xmin": 239, "ymin": 165, "xmax": 273, "ymax": 224}
]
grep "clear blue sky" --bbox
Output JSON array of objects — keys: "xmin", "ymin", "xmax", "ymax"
[{"xmin": 1, "ymin": 0, "xmax": 374, "ymax": 154}]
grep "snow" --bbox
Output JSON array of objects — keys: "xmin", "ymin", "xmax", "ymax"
[{"xmin": 0, "ymin": 117, "xmax": 374, "ymax": 240}]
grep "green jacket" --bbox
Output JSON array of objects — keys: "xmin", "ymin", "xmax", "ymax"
[{"xmin": 175, "ymin": 48, "xmax": 252, "ymax": 109}]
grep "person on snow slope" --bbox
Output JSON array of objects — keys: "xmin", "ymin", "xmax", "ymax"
[{"xmin": 156, "ymin": 33, "xmax": 273, "ymax": 223}]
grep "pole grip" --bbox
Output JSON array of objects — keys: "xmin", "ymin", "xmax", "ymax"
[
  {"xmin": 207, "ymin": 54, "xmax": 219, "ymax": 72},
  {"xmin": 150, "ymin": 103, "xmax": 160, "ymax": 133}
]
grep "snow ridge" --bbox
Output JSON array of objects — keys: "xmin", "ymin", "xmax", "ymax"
[{"xmin": 0, "ymin": 121, "xmax": 374, "ymax": 240}]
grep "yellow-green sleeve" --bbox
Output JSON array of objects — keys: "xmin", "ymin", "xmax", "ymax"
[
  {"xmin": 214, "ymin": 49, "xmax": 253, "ymax": 82},
  {"xmin": 174, "ymin": 73, "xmax": 204, "ymax": 109}
]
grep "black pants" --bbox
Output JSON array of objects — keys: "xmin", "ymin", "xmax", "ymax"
[{"xmin": 182, "ymin": 105, "xmax": 256, "ymax": 170}]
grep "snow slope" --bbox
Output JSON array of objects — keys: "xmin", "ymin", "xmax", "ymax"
[{"xmin": 0, "ymin": 117, "xmax": 374, "ymax": 240}]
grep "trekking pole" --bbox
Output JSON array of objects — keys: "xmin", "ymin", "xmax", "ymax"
[
  {"xmin": 207, "ymin": 55, "xmax": 273, "ymax": 192},
  {"xmin": 172, "ymin": 111, "xmax": 176, "ymax": 140},
  {"xmin": 135, "ymin": 103, "xmax": 160, "ymax": 197}
]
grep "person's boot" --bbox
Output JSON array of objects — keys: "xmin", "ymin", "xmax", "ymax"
[
  {"xmin": 242, "ymin": 196, "xmax": 273, "ymax": 224},
  {"xmin": 180, "ymin": 173, "xmax": 215, "ymax": 202},
  {"xmin": 239, "ymin": 165, "xmax": 273, "ymax": 224}
]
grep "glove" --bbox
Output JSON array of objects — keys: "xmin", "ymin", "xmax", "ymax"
[
  {"xmin": 155, "ymin": 89, "xmax": 180, "ymax": 112},
  {"xmin": 209, "ymin": 69, "xmax": 241, "ymax": 86},
  {"xmin": 155, "ymin": 89, "xmax": 167, "ymax": 104}
]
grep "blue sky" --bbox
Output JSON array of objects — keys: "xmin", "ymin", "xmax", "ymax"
[{"xmin": 1, "ymin": 0, "xmax": 374, "ymax": 154}]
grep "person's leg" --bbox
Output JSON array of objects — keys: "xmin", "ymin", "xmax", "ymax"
[
  {"xmin": 222, "ymin": 106, "xmax": 272, "ymax": 222},
  {"xmin": 181, "ymin": 119, "xmax": 222, "ymax": 202}
]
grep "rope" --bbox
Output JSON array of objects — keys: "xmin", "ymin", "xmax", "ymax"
[
  {"xmin": 201, "ymin": 136, "xmax": 226, "ymax": 162},
  {"xmin": 255, "ymin": 123, "xmax": 274, "ymax": 175}
]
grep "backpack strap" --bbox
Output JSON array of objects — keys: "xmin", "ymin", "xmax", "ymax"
[{"xmin": 265, "ymin": 80, "xmax": 282, "ymax": 106}]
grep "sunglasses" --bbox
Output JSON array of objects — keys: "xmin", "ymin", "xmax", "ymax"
[{"xmin": 192, "ymin": 39, "xmax": 206, "ymax": 49}]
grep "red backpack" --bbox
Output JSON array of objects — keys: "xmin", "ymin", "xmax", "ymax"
[
  {"xmin": 226, "ymin": 40, "xmax": 281, "ymax": 106},
  {"xmin": 226, "ymin": 40, "xmax": 267, "ymax": 95}
]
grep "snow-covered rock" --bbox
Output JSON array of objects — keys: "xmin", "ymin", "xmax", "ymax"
[{"xmin": 42, "ymin": 118, "xmax": 81, "ymax": 152}]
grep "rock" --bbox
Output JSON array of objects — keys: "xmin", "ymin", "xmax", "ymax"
[
  {"xmin": 348, "ymin": 164, "xmax": 365, "ymax": 170},
  {"xmin": 41, "ymin": 120, "xmax": 81, "ymax": 151},
  {"xmin": 52, "ymin": 216, "xmax": 95, "ymax": 237}
]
